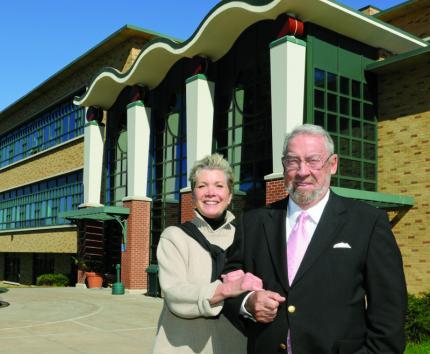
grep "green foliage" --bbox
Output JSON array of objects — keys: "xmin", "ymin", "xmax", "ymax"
[
  {"xmin": 405, "ymin": 341, "xmax": 430, "ymax": 354},
  {"xmin": 405, "ymin": 292, "xmax": 430, "ymax": 344},
  {"xmin": 36, "ymin": 273, "xmax": 69, "ymax": 287}
]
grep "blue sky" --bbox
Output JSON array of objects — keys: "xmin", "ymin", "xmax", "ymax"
[{"xmin": 0, "ymin": 0, "xmax": 405, "ymax": 111}]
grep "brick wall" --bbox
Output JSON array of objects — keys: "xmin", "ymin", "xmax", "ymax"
[
  {"xmin": 0, "ymin": 138, "xmax": 83, "ymax": 191},
  {"xmin": 181, "ymin": 191, "xmax": 194, "ymax": 223},
  {"xmin": 0, "ymin": 229, "xmax": 77, "ymax": 253},
  {"xmin": 377, "ymin": 63, "xmax": 430, "ymax": 294},
  {"xmin": 266, "ymin": 178, "xmax": 287, "ymax": 205},
  {"xmin": 121, "ymin": 200, "xmax": 151, "ymax": 290},
  {"xmin": 382, "ymin": 2, "xmax": 430, "ymax": 39}
]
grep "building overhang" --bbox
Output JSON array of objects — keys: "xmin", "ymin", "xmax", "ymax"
[
  {"xmin": 59, "ymin": 206, "xmax": 130, "ymax": 222},
  {"xmin": 331, "ymin": 186, "xmax": 414, "ymax": 211},
  {"xmin": 366, "ymin": 45, "xmax": 430, "ymax": 74},
  {"xmin": 74, "ymin": 0, "xmax": 428, "ymax": 110}
]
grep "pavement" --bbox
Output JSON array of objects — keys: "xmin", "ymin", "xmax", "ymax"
[{"xmin": 0, "ymin": 286, "xmax": 163, "ymax": 354}]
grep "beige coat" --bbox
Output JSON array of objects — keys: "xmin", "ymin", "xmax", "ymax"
[{"xmin": 151, "ymin": 211, "xmax": 247, "ymax": 354}]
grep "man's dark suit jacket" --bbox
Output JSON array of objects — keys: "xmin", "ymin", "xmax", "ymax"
[{"xmin": 223, "ymin": 192, "xmax": 407, "ymax": 354}]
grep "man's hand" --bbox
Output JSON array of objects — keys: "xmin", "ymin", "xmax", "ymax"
[
  {"xmin": 209, "ymin": 271, "xmax": 264, "ymax": 305},
  {"xmin": 245, "ymin": 290, "xmax": 286, "ymax": 323}
]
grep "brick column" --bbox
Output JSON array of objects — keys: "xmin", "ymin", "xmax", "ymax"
[
  {"xmin": 121, "ymin": 199, "xmax": 151, "ymax": 291},
  {"xmin": 180, "ymin": 187, "xmax": 194, "ymax": 223},
  {"xmin": 265, "ymin": 173, "xmax": 287, "ymax": 205}
]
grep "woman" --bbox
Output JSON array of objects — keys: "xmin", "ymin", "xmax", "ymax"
[{"xmin": 152, "ymin": 154, "xmax": 262, "ymax": 354}]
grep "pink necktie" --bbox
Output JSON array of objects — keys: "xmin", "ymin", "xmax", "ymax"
[
  {"xmin": 287, "ymin": 211, "xmax": 310, "ymax": 285},
  {"xmin": 287, "ymin": 211, "xmax": 310, "ymax": 354}
]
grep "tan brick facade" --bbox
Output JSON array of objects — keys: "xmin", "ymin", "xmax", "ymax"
[
  {"xmin": 377, "ymin": 64, "xmax": 430, "ymax": 294},
  {"xmin": 379, "ymin": 1, "xmax": 430, "ymax": 39},
  {"xmin": 0, "ymin": 138, "xmax": 83, "ymax": 191},
  {"xmin": 0, "ymin": 228, "xmax": 77, "ymax": 253}
]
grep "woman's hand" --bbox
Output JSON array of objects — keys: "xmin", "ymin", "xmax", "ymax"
[
  {"xmin": 220, "ymin": 269, "xmax": 245, "ymax": 283},
  {"xmin": 209, "ymin": 271, "xmax": 263, "ymax": 305}
]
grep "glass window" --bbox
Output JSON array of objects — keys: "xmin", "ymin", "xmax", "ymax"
[
  {"xmin": 0, "ymin": 95, "xmax": 85, "ymax": 169},
  {"xmin": 0, "ymin": 171, "xmax": 83, "ymax": 230},
  {"xmin": 310, "ymin": 63, "xmax": 377, "ymax": 191}
]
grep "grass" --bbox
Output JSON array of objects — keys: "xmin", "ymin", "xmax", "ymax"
[
  {"xmin": 405, "ymin": 341, "xmax": 430, "ymax": 354},
  {"xmin": 0, "ymin": 281, "xmax": 31, "ymax": 289}
]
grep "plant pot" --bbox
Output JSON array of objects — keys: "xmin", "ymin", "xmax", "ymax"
[{"xmin": 85, "ymin": 272, "xmax": 103, "ymax": 288}]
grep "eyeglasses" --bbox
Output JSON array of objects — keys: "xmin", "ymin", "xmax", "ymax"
[{"xmin": 282, "ymin": 154, "xmax": 333, "ymax": 171}]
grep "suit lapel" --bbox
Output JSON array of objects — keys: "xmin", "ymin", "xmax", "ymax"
[
  {"xmin": 292, "ymin": 192, "xmax": 347, "ymax": 286},
  {"xmin": 263, "ymin": 198, "xmax": 289, "ymax": 293}
]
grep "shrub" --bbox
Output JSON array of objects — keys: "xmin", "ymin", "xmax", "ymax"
[
  {"xmin": 36, "ymin": 273, "xmax": 69, "ymax": 287},
  {"xmin": 405, "ymin": 292, "xmax": 430, "ymax": 344}
]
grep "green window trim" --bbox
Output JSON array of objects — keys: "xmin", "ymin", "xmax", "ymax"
[
  {"xmin": 306, "ymin": 33, "xmax": 378, "ymax": 192},
  {"xmin": 0, "ymin": 171, "xmax": 83, "ymax": 231}
]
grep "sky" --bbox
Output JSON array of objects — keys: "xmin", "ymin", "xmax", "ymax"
[{"xmin": 0, "ymin": 0, "xmax": 406, "ymax": 112}]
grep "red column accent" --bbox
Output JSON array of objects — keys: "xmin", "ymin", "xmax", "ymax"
[
  {"xmin": 181, "ymin": 191, "xmax": 194, "ymax": 223},
  {"xmin": 266, "ymin": 178, "xmax": 288, "ymax": 205},
  {"xmin": 121, "ymin": 200, "xmax": 151, "ymax": 290}
]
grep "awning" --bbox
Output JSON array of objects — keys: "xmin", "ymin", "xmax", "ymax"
[
  {"xmin": 331, "ymin": 186, "xmax": 413, "ymax": 211},
  {"xmin": 60, "ymin": 206, "xmax": 129, "ymax": 221},
  {"xmin": 60, "ymin": 206, "xmax": 130, "ymax": 250}
]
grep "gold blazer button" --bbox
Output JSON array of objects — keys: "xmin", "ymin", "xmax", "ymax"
[
  {"xmin": 279, "ymin": 342, "xmax": 288, "ymax": 351},
  {"xmin": 288, "ymin": 305, "xmax": 296, "ymax": 313}
]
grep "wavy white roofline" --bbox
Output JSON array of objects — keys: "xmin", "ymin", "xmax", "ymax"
[{"xmin": 75, "ymin": 0, "xmax": 427, "ymax": 109}]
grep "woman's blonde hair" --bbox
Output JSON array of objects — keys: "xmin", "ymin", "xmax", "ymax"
[{"xmin": 189, "ymin": 153, "xmax": 234, "ymax": 192}]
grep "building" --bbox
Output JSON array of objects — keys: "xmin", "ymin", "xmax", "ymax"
[
  {"xmin": 0, "ymin": 26, "xmax": 161, "ymax": 284},
  {"xmin": 0, "ymin": 0, "xmax": 428, "ymax": 295}
]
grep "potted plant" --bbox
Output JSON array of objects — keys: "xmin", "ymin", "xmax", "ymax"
[
  {"xmin": 72, "ymin": 255, "xmax": 88, "ymax": 285},
  {"xmin": 72, "ymin": 256, "xmax": 104, "ymax": 288}
]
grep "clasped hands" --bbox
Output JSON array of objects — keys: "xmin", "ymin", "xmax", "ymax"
[{"xmin": 221, "ymin": 270, "xmax": 286, "ymax": 323}]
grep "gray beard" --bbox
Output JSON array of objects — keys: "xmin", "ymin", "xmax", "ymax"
[{"xmin": 286, "ymin": 185, "xmax": 324, "ymax": 206}]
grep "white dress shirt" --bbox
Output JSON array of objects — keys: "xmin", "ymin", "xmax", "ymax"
[{"xmin": 240, "ymin": 190, "xmax": 331, "ymax": 318}]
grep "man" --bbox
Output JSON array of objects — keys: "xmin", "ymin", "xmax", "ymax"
[{"xmin": 223, "ymin": 124, "xmax": 407, "ymax": 354}]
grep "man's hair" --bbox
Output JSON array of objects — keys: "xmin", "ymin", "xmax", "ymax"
[
  {"xmin": 282, "ymin": 124, "xmax": 335, "ymax": 159},
  {"xmin": 189, "ymin": 153, "xmax": 234, "ymax": 192}
]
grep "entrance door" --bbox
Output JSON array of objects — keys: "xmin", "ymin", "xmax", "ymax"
[{"xmin": 5, "ymin": 253, "xmax": 20, "ymax": 283}]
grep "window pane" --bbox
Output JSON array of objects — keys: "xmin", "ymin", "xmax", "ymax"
[
  {"xmin": 314, "ymin": 110, "xmax": 325, "ymax": 127},
  {"xmin": 340, "ymin": 97, "xmax": 349, "ymax": 115},
  {"xmin": 352, "ymin": 100, "xmax": 361, "ymax": 118},
  {"xmin": 314, "ymin": 69, "xmax": 325, "ymax": 88},
  {"xmin": 314, "ymin": 90, "xmax": 324, "ymax": 109},
  {"xmin": 328, "ymin": 93, "xmax": 337, "ymax": 112},
  {"xmin": 352, "ymin": 80, "xmax": 361, "ymax": 98},
  {"xmin": 327, "ymin": 72, "xmax": 337, "ymax": 91},
  {"xmin": 340, "ymin": 77, "xmax": 349, "ymax": 95},
  {"xmin": 327, "ymin": 114, "xmax": 337, "ymax": 133},
  {"xmin": 351, "ymin": 140, "xmax": 361, "ymax": 158}
]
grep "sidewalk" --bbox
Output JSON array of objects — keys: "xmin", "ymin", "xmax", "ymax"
[{"xmin": 0, "ymin": 287, "xmax": 163, "ymax": 354}]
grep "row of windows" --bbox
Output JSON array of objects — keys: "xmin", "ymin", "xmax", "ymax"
[
  {"xmin": 0, "ymin": 98, "xmax": 85, "ymax": 168},
  {"xmin": 0, "ymin": 171, "xmax": 83, "ymax": 230},
  {"xmin": 311, "ymin": 68, "xmax": 377, "ymax": 192}
]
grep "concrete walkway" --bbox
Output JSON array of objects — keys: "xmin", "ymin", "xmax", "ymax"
[{"xmin": 0, "ymin": 287, "xmax": 163, "ymax": 354}]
